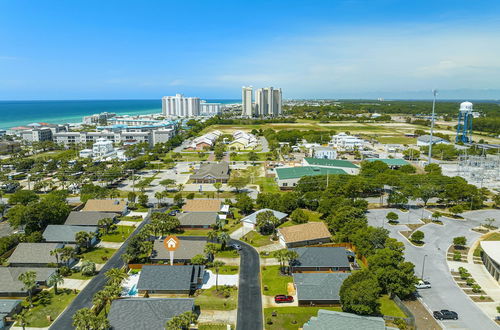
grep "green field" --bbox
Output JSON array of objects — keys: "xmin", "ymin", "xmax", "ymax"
[
  {"xmin": 80, "ymin": 247, "xmax": 117, "ymax": 264},
  {"xmin": 100, "ymin": 225, "xmax": 135, "ymax": 242},
  {"xmin": 378, "ymin": 295, "xmax": 406, "ymax": 318},
  {"xmin": 261, "ymin": 265, "xmax": 292, "ymax": 296},
  {"xmin": 264, "ymin": 306, "xmax": 342, "ymax": 330}
]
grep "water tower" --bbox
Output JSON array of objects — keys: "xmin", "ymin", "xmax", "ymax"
[{"xmin": 456, "ymin": 101, "xmax": 473, "ymax": 143}]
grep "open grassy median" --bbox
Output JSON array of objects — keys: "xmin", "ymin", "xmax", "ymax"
[
  {"xmin": 264, "ymin": 306, "xmax": 342, "ymax": 330},
  {"xmin": 195, "ymin": 286, "xmax": 238, "ymax": 310},
  {"xmin": 21, "ymin": 289, "xmax": 78, "ymax": 328},
  {"xmin": 261, "ymin": 265, "xmax": 292, "ymax": 296},
  {"xmin": 100, "ymin": 225, "xmax": 135, "ymax": 242},
  {"xmin": 80, "ymin": 247, "xmax": 117, "ymax": 264}
]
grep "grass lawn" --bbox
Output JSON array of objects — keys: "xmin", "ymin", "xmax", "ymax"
[
  {"xmin": 302, "ymin": 209, "xmax": 323, "ymax": 222},
  {"xmin": 207, "ymin": 265, "xmax": 239, "ymax": 275},
  {"xmin": 261, "ymin": 265, "xmax": 292, "ymax": 296},
  {"xmin": 118, "ymin": 215, "xmax": 143, "ymax": 222},
  {"xmin": 100, "ymin": 225, "xmax": 135, "ymax": 242},
  {"xmin": 241, "ymin": 231, "xmax": 274, "ymax": 247},
  {"xmin": 22, "ymin": 289, "xmax": 78, "ymax": 328},
  {"xmin": 198, "ymin": 324, "xmax": 233, "ymax": 330},
  {"xmin": 483, "ymin": 232, "xmax": 500, "ymax": 241},
  {"xmin": 177, "ymin": 229, "xmax": 213, "ymax": 236},
  {"xmin": 216, "ymin": 249, "xmax": 240, "ymax": 258},
  {"xmin": 195, "ymin": 286, "xmax": 238, "ymax": 310},
  {"xmin": 264, "ymin": 306, "xmax": 342, "ymax": 330},
  {"xmin": 225, "ymin": 220, "xmax": 243, "ymax": 234},
  {"xmin": 378, "ymin": 295, "xmax": 406, "ymax": 318},
  {"xmin": 65, "ymin": 271, "xmax": 95, "ymax": 280},
  {"xmin": 255, "ymin": 176, "xmax": 280, "ymax": 193},
  {"xmin": 80, "ymin": 247, "xmax": 117, "ymax": 264},
  {"xmin": 230, "ymin": 152, "xmax": 269, "ymax": 162},
  {"xmin": 376, "ymin": 136, "xmax": 417, "ymax": 144}
]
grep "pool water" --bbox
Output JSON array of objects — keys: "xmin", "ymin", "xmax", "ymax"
[{"xmin": 128, "ymin": 284, "xmax": 138, "ymax": 296}]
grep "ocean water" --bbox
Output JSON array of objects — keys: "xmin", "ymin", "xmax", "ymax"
[{"xmin": 0, "ymin": 99, "xmax": 240, "ymax": 129}]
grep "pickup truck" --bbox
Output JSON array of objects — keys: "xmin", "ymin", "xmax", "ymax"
[
  {"xmin": 433, "ymin": 310, "xmax": 458, "ymax": 320},
  {"xmin": 415, "ymin": 280, "xmax": 431, "ymax": 289}
]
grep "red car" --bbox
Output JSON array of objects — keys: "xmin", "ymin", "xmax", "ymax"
[{"xmin": 274, "ymin": 295, "xmax": 294, "ymax": 303}]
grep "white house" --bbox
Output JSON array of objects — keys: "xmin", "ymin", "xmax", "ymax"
[
  {"xmin": 241, "ymin": 209, "xmax": 288, "ymax": 230},
  {"xmin": 312, "ymin": 146, "xmax": 337, "ymax": 160},
  {"xmin": 330, "ymin": 133, "xmax": 365, "ymax": 150}
]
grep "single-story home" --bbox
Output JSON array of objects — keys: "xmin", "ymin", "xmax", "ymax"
[
  {"xmin": 190, "ymin": 162, "xmax": 230, "ymax": 183},
  {"xmin": 108, "ymin": 298, "xmax": 195, "ymax": 330},
  {"xmin": 0, "ymin": 267, "xmax": 56, "ymax": 297},
  {"xmin": 177, "ymin": 212, "xmax": 221, "ymax": 229},
  {"xmin": 0, "ymin": 299, "xmax": 22, "ymax": 327},
  {"xmin": 64, "ymin": 211, "xmax": 116, "ymax": 226},
  {"xmin": 42, "ymin": 225, "xmax": 99, "ymax": 246},
  {"xmin": 150, "ymin": 238, "xmax": 207, "ymax": 264},
  {"xmin": 8, "ymin": 243, "xmax": 75, "ymax": 267},
  {"xmin": 182, "ymin": 199, "xmax": 223, "ymax": 213},
  {"xmin": 290, "ymin": 247, "xmax": 351, "ymax": 273},
  {"xmin": 293, "ymin": 272, "xmax": 351, "ymax": 306},
  {"xmin": 301, "ymin": 158, "xmax": 359, "ymax": 175},
  {"xmin": 365, "ymin": 158, "xmax": 410, "ymax": 169},
  {"xmin": 303, "ymin": 309, "xmax": 388, "ymax": 330},
  {"xmin": 241, "ymin": 209, "xmax": 288, "ymax": 230},
  {"xmin": 81, "ymin": 199, "xmax": 127, "ymax": 215},
  {"xmin": 137, "ymin": 265, "xmax": 204, "ymax": 295},
  {"xmin": 275, "ymin": 166, "xmax": 347, "ymax": 190},
  {"xmin": 277, "ymin": 222, "xmax": 331, "ymax": 248}
]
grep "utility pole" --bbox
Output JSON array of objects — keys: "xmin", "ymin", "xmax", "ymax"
[{"xmin": 427, "ymin": 90, "xmax": 437, "ymax": 165}]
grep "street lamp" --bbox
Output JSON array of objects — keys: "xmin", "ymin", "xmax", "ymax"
[{"xmin": 421, "ymin": 254, "xmax": 428, "ymax": 280}]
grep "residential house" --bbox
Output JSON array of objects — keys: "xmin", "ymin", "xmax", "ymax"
[
  {"xmin": 277, "ymin": 222, "xmax": 331, "ymax": 248},
  {"xmin": 177, "ymin": 212, "xmax": 221, "ymax": 229},
  {"xmin": 293, "ymin": 272, "xmax": 350, "ymax": 305},
  {"xmin": 8, "ymin": 243, "xmax": 75, "ymax": 267},
  {"xmin": 150, "ymin": 238, "xmax": 207, "ymax": 264},
  {"xmin": 303, "ymin": 309, "xmax": 390, "ymax": 330},
  {"xmin": 275, "ymin": 166, "xmax": 346, "ymax": 190},
  {"xmin": 182, "ymin": 199, "xmax": 222, "ymax": 213},
  {"xmin": 0, "ymin": 299, "xmax": 22, "ymax": 328},
  {"xmin": 81, "ymin": 199, "xmax": 127, "ymax": 215},
  {"xmin": 330, "ymin": 133, "xmax": 366, "ymax": 150},
  {"xmin": 240, "ymin": 209, "xmax": 288, "ymax": 230},
  {"xmin": 108, "ymin": 298, "xmax": 195, "ymax": 330},
  {"xmin": 0, "ymin": 267, "xmax": 56, "ymax": 297},
  {"xmin": 64, "ymin": 211, "xmax": 116, "ymax": 226},
  {"xmin": 290, "ymin": 247, "xmax": 351, "ymax": 273},
  {"xmin": 301, "ymin": 158, "xmax": 359, "ymax": 175},
  {"xmin": 228, "ymin": 130, "xmax": 258, "ymax": 150},
  {"xmin": 190, "ymin": 162, "xmax": 230, "ymax": 183},
  {"xmin": 136, "ymin": 265, "xmax": 204, "ymax": 295},
  {"xmin": 42, "ymin": 225, "xmax": 99, "ymax": 246}
]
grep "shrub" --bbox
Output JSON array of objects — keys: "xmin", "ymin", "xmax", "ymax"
[
  {"xmin": 453, "ymin": 252, "xmax": 461, "ymax": 261},
  {"xmin": 472, "ymin": 284, "xmax": 482, "ymax": 293},
  {"xmin": 466, "ymin": 278, "xmax": 475, "ymax": 286},
  {"xmin": 480, "ymin": 295, "xmax": 485, "ymax": 300},
  {"xmin": 453, "ymin": 236, "xmax": 467, "ymax": 248},
  {"xmin": 410, "ymin": 230, "xmax": 424, "ymax": 243}
]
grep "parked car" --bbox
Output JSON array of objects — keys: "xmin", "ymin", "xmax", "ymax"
[
  {"xmin": 274, "ymin": 295, "xmax": 294, "ymax": 303},
  {"xmin": 415, "ymin": 280, "xmax": 431, "ymax": 289},
  {"xmin": 433, "ymin": 310, "xmax": 458, "ymax": 320},
  {"xmin": 168, "ymin": 210, "xmax": 180, "ymax": 216},
  {"xmin": 231, "ymin": 243, "xmax": 242, "ymax": 251}
]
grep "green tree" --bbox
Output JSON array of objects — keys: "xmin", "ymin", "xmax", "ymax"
[
  {"xmin": 235, "ymin": 194, "xmax": 253, "ymax": 215},
  {"xmin": 80, "ymin": 260, "xmax": 96, "ymax": 276},
  {"xmin": 290, "ymin": 208, "xmax": 308, "ymax": 224},
  {"xmin": 411, "ymin": 230, "xmax": 424, "ymax": 243},
  {"xmin": 173, "ymin": 193, "xmax": 184, "ymax": 207},
  {"xmin": 228, "ymin": 175, "xmax": 249, "ymax": 193},
  {"xmin": 386, "ymin": 211, "xmax": 399, "ymax": 224},
  {"xmin": 127, "ymin": 191, "xmax": 137, "ymax": 203},
  {"xmin": 97, "ymin": 217, "xmax": 115, "ymax": 234},
  {"xmin": 217, "ymin": 232, "xmax": 230, "ymax": 250},
  {"xmin": 14, "ymin": 310, "xmax": 29, "ymax": 330},
  {"xmin": 8, "ymin": 189, "xmax": 39, "ymax": 205},
  {"xmin": 75, "ymin": 231, "xmax": 93, "ymax": 251},
  {"xmin": 256, "ymin": 210, "xmax": 281, "ymax": 235},
  {"xmin": 72, "ymin": 307, "xmax": 110, "ymax": 330},
  {"xmin": 47, "ymin": 272, "xmax": 64, "ymax": 295},
  {"xmin": 449, "ymin": 204, "xmax": 464, "ymax": 216},
  {"xmin": 191, "ymin": 254, "xmax": 207, "ymax": 265},
  {"xmin": 431, "ymin": 211, "xmax": 441, "ymax": 222},
  {"xmin": 211, "ymin": 260, "xmax": 225, "ymax": 291},
  {"xmin": 248, "ymin": 151, "xmax": 259, "ymax": 164},
  {"xmin": 165, "ymin": 311, "xmax": 197, "ymax": 329},
  {"xmin": 138, "ymin": 194, "xmax": 149, "ymax": 207},
  {"xmin": 213, "ymin": 182, "xmax": 222, "ymax": 198},
  {"xmin": 339, "ymin": 270, "xmax": 381, "ymax": 315},
  {"xmin": 105, "ymin": 268, "xmax": 129, "ymax": 287},
  {"xmin": 18, "ymin": 271, "xmax": 37, "ymax": 307},
  {"xmin": 160, "ymin": 179, "xmax": 176, "ymax": 191},
  {"xmin": 424, "ymin": 163, "xmax": 442, "ymax": 175},
  {"xmin": 453, "ymin": 236, "xmax": 467, "ymax": 249},
  {"xmin": 204, "ymin": 243, "xmax": 219, "ymax": 260}
]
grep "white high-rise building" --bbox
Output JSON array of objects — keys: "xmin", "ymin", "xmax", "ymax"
[
  {"xmin": 242, "ymin": 86, "xmax": 253, "ymax": 117},
  {"xmin": 255, "ymin": 87, "xmax": 282, "ymax": 117},
  {"xmin": 200, "ymin": 102, "xmax": 222, "ymax": 116},
  {"xmin": 162, "ymin": 94, "xmax": 200, "ymax": 117}
]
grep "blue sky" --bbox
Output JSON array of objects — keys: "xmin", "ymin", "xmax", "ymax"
[{"xmin": 1, "ymin": 0, "xmax": 500, "ymax": 100}]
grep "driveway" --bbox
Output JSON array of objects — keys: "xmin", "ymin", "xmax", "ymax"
[
  {"xmin": 49, "ymin": 211, "xmax": 153, "ymax": 330},
  {"xmin": 367, "ymin": 208, "xmax": 500, "ymax": 330},
  {"xmin": 201, "ymin": 270, "xmax": 239, "ymax": 289},
  {"xmin": 233, "ymin": 239, "xmax": 262, "ymax": 330}
]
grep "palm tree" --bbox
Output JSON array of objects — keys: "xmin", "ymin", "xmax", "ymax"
[
  {"xmin": 207, "ymin": 230, "xmax": 218, "ymax": 243},
  {"xmin": 18, "ymin": 271, "xmax": 37, "ymax": 307},
  {"xmin": 47, "ymin": 272, "xmax": 64, "ymax": 295},
  {"xmin": 72, "ymin": 308, "xmax": 98, "ymax": 330},
  {"xmin": 14, "ymin": 310, "xmax": 29, "ymax": 330},
  {"xmin": 60, "ymin": 246, "xmax": 76, "ymax": 268},
  {"xmin": 154, "ymin": 191, "xmax": 163, "ymax": 207},
  {"xmin": 285, "ymin": 250, "xmax": 299, "ymax": 275},
  {"xmin": 93, "ymin": 289, "xmax": 113, "ymax": 316},
  {"xmin": 211, "ymin": 260, "xmax": 225, "ymax": 291},
  {"xmin": 98, "ymin": 217, "xmax": 114, "ymax": 234},
  {"xmin": 273, "ymin": 249, "xmax": 288, "ymax": 274},
  {"xmin": 204, "ymin": 243, "xmax": 219, "ymax": 261},
  {"xmin": 166, "ymin": 311, "xmax": 197, "ymax": 329},
  {"xmin": 217, "ymin": 232, "xmax": 230, "ymax": 251},
  {"xmin": 75, "ymin": 231, "xmax": 92, "ymax": 251},
  {"xmin": 50, "ymin": 249, "xmax": 61, "ymax": 265},
  {"xmin": 121, "ymin": 253, "xmax": 133, "ymax": 267},
  {"xmin": 104, "ymin": 268, "xmax": 128, "ymax": 287},
  {"xmin": 80, "ymin": 260, "xmax": 96, "ymax": 276}
]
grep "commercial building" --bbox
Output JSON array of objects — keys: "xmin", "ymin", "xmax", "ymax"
[
  {"xmin": 301, "ymin": 158, "xmax": 359, "ymax": 175},
  {"xmin": 82, "ymin": 112, "xmax": 116, "ymax": 125},
  {"xmin": 255, "ymin": 87, "xmax": 282, "ymax": 117},
  {"xmin": 242, "ymin": 86, "xmax": 254, "ymax": 117},
  {"xmin": 21, "ymin": 127, "xmax": 53, "ymax": 142},
  {"xmin": 0, "ymin": 141, "xmax": 21, "ymax": 154},
  {"xmin": 162, "ymin": 94, "xmax": 200, "ymax": 117},
  {"xmin": 480, "ymin": 241, "xmax": 500, "ymax": 283},
  {"xmin": 275, "ymin": 166, "xmax": 347, "ymax": 190},
  {"xmin": 200, "ymin": 101, "xmax": 222, "ymax": 116}
]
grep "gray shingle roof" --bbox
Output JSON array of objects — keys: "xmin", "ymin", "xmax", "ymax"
[
  {"xmin": 137, "ymin": 265, "xmax": 204, "ymax": 292},
  {"xmin": 8, "ymin": 243, "xmax": 62, "ymax": 265},
  {"xmin": 42, "ymin": 225, "xmax": 98, "ymax": 243},
  {"xmin": 151, "ymin": 238, "xmax": 206, "ymax": 261},
  {"xmin": 293, "ymin": 273, "xmax": 350, "ymax": 301},
  {"xmin": 190, "ymin": 162, "xmax": 229, "ymax": 180},
  {"xmin": 0, "ymin": 299, "xmax": 22, "ymax": 314},
  {"xmin": 303, "ymin": 309, "xmax": 387, "ymax": 330},
  {"xmin": 177, "ymin": 212, "xmax": 219, "ymax": 226},
  {"xmin": 108, "ymin": 298, "xmax": 194, "ymax": 330},
  {"xmin": 0, "ymin": 267, "xmax": 56, "ymax": 294},
  {"xmin": 64, "ymin": 211, "xmax": 114, "ymax": 226},
  {"xmin": 290, "ymin": 247, "xmax": 350, "ymax": 268},
  {"xmin": 241, "ymin": 209, "xmax": 288, "ymax": 225}
]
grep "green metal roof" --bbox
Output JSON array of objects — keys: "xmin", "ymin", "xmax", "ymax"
[
  {"xmin": 303, "ymin": 157, "xmax": 359, "ymax": 169},
  {"xmin": 365, "ymin": 158, "xmax": 409, "ymax": 166},
  {"xmin": 276, "ymin": 166, "xmax": 346, "ymax": 180}
]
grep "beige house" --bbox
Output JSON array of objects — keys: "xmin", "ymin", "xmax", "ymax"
[
  {"xmin": 82, "ymin": 199, "xmax": 127, "ymax": 215},
  {"xmin": 277, "ymin": 222, "xmax": 332, "ymax": 248}
]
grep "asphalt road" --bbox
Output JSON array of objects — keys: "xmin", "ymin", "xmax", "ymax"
[
  {"xmin": 49, "ymin": 211, "xmax": 153, "ymax": 330},
  {"xmin": 367, "ymin": 208, "xmax": 500, "ymax": 330},
  {"xmin": 234, "ymin": 239, "xmax": 263, "ymax": 330}
]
